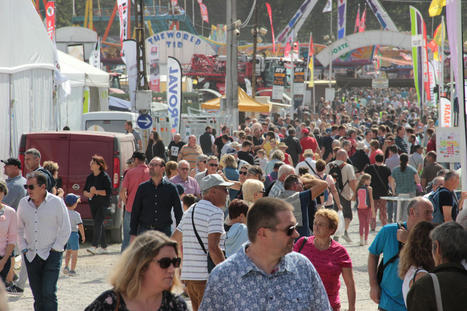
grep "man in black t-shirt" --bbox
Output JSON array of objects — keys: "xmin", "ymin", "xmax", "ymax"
[
  {"xmin": 214, "ymin": 126, "xmax": 232, "ymax": 157},
  {"xmin": 365, "ymin": 154, "xmax": 394, "ymax": 228},
  {"xmin": 200, "ymin": 126, "xmax": 213, "ymax": 155},
  {"xmin": 237, "ymin": 141, "xmax": 255, "ymax": 165},
  {"xmin": 167, "ymin": 134, "xmax": 185, "ymax": 161},
  {"xmin": 435, "ymin": 170, "xmax": 464, "ymax": 223}
]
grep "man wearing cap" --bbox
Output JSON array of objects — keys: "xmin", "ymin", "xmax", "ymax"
[
  {"xmin": 299, "ymin": 128, "xmax": 318, "ymax": 161},
  {"xmin": 119, "ymin": 152, "xmax": 150, "ymax": 251},
  {"xmin": 130, "ymin": 157, "xmax": 183, "ymax": 239},
  {"xmin": 171, "ymin": 174, "xmax": 232, "ymax": 311},
  {"xmin": 295, "ymin": 149, "xmax": 318, "ymax": 176},
  {"xmin": 2, "ymin": 158, "xmax": 26, "ymax": 211},
  {"xmin": 170, "ymin": 160, "xmax": 201, "ymax": 198}
]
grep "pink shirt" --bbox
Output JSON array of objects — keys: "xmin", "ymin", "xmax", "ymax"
[
  {"xmin": 0, "ymin": 205, "xmax": 17, "ymax": 257},
  {"xmin": 294, "ymin": 236, "xmax": 352, "ymax": 310},
  {"xmin": 121, "ymin": 164, "xmax": 150, "ymax": 213}
]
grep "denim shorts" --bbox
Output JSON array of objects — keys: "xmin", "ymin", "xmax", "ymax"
[{"xmin": 66, "ymin": 232, "xmax": 80, "ymax": 251}]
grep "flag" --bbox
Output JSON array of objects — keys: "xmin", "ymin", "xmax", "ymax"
[
  {"xmin": 359, "ymin": 8, "xmax": 367, "ymax": 32},
  {"xmin": 89, "ymin": 39, "xmax": 101, "ymax": 69},
  {"xmin": 200, "ymin": 3, "xmax": 209, "ymax": 23},
  {"xmin": 284, "ymin": 41, "xmax": 291, "ymax": 57},
  {"xmin": 323, "ymin": 0, "xmax": 332, "ymax": 13},
  {"xmin": 307, "ymin": 33, "xmax": 314, "ymax": 87},
  {"xmin": 430, "ymin": 21, "xmax": 446, "ymax": 61},
  {"xmin": 410, "ymin": 6, "xmax": 429, "ymax": 108},
  {"xmin": 354, "ymin": 6, "xmax": 360, "ymax": 33},
  {"xmin": 45, "ymin": 2, "xmax": 55, "ymax": 42},
  {"xmin": 374, "ymin": 45, "xmax": 381, "ymax": 70},
  {"xmin": 265, "ymin": 2, "xmax": 276, "ymax": 53},
  {"xmin": 337, "ymin": 0, "xmax": 346, "ymax": 39},
  {"xmin": 117, "ymin": 0, "xmax": 129, "ymax": 49},
  {"xmin": 429, "ymin": 0, "xmax": 446, "ymax": 17}
]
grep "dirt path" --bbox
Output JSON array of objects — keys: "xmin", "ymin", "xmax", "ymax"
[{"xmin": 8, "ymin": 213, "xmax": 382, "ymax": 311}]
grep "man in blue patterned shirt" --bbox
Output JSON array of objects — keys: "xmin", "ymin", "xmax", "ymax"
[{"xmin": 199, "ymin": 197, "xmax": 332, "ymax": 311}]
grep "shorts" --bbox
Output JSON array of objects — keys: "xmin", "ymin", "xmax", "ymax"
[
  {"xmin": 339, "ymin": 195, "xmax": 353, "ymax": 221},
  {"xmin": 66, "ymin": 231, "xmax": 80, "ymax": 251}
]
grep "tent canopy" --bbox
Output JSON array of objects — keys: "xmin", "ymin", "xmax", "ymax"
[
  {"xmin": 0, "ymin": 0, "xmax": 55, "ymax": 73},
  {"xmin": 57, "ymin": 50, "xmax": 109, "ymax": 88},
  {"xmin": 201, "ymin": 87, "xmax": 271, "ymax": 113}
]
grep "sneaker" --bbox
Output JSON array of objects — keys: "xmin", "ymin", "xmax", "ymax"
[
  {"xmin": 342, "ymin": 232, "xmax": 353, "ymax": 243},
  {"xmin": 6, "ymin": 285, "xmax": 24, "ymax": 295},
  {"xmin": 96, "ymin": 248, "xmax": 108, "ymax": 254},
  {"xmin": 63, "ymin": 267, "xmax": 70, "ymax": 274},
  {"xmin": 365, "ymin": 239, "xmax": 369, "ymax": 245},
  {"xmin": 359, "ymin": 238, "xmax": 364, "ymax": 246},
  {"xmin": 87, "ymin": 247, "xmax": 97, "ymax": 255},
  {"xmin": 68, "ymin": 270, "xmax": 77, "ymax": 276}
]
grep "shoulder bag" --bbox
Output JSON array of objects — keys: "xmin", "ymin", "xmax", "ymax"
[
  {"xmin": 429, "ymin": 273, "xmax": 444, "ymax": 311},
  {"xmin": 376, "ymin": 223, "xmax": 403, "ymax": 284},
  {"xmin": 191, "ymin": 204, "xmax": 216, "ymax": 273}
]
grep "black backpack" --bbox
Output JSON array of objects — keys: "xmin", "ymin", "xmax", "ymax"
[{"xmin": 328, "ymin": 162, "xmax": 348, "ymax": 192}]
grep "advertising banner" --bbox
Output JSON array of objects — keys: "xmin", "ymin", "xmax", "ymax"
[
  {"xmin": 200, "ymin": 3, "xmax": 209, "ymax": 23},
  {"xmin": 117, "ymin": 0, "xmax": 129, "ymax": 48},
  {"xmin": 122, "ymin": 40, "xmax": 137, "ymax": 109},
  {"xmin": 337, "ymin": 0, "xmax": 347, "ymax": 39},
  {"xmin": 436, "ymin": 127, "xmax": 462, "ymax": 162},
  {"xmin": 45, "ymin": 2, "xmax": 55, "ymax": 42},
  {"xmin": 439, "ymin": 97, "xmax": 452, "ymax": 127},
  {"xmin": 148, "ymin": 45, "xmax": 160, "ymax": 92},
  {"xmin": 365, "ymin": 0, "xmax": 397, "ymax": 31},
  {"xmin": 294, "ymin": 64, "xmax": 306, "ymax": 96},
  {"xmin": 167, "ymin": 57, "xmax": 182, "ymax": 134},
  {"xmin": 272, "ymin": 66, "xmax": 286, "ymax": 102}
]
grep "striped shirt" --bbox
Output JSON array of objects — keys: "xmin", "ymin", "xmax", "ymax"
[
  {"xmin": 177, "ymin": 200, "xmax": 225, "ymax": 281},
  {"xmin": 179, "ymin": 144, "xmax": 203, "ymax": 169}
]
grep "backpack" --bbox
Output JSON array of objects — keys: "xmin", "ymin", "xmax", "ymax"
[
  {"xmin": 328, "ymin": 162, "xmax": 348, "ymax": 192},
  {"xmin": 428, "ymin": 187, "xmax": 454, "ymax": 224},
  {"xmin": 316, "ymin": 174, "xmax": 330, "ymax": 205},
  {"xmin": 356, "ymin": 185, "xmax": 370, "ymax": 209}
]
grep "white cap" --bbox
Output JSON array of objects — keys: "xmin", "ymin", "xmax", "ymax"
[{"xmin": 200, "ymin": 174, "xmax": 234, "ymax": 192}]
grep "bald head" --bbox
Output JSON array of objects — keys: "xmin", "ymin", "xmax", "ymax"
[
  {"xmin": 407, "ymin": 197, "xmax": 434, "ymax": 229},
  {"xmin": 336, "ymin": 149, "xmax": 348, "ymax": 161},
  {"xmin": 278, "ymin": 165, "xmax": 295, "ymax": 182}
]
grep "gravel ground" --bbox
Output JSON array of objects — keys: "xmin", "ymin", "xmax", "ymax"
[{"xmin": 8, "ymin": 211, "xmax": 382, "ymax": 311}]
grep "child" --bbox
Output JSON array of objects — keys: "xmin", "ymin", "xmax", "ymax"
[
  {"xmin": 254, "ymin": 149, "xmax": 268, "ymax": 172},
  {"xmin": 63, "ymin": 194, "xmax": 85, "ymax": 276},
  {"xmin": 182, "ymin": 194, "xmax": 197, "ymax": 211},
  {"xmin": 225, "ymin": 199, "xmax": 249, "ymax": 257},
  {"xmin": 353, "ymin": 174, "xmax": 375, "ymax": 246}
]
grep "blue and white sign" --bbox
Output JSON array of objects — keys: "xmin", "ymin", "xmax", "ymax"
[
  {"xmin": 167, "ymin": 57, "xmax": 182, "ymax": 134},
  {"xmin": 137, "ymin": 114, "xmax": 153, "ymax": 129}
]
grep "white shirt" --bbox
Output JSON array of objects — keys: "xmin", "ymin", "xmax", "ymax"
[
  {"xmin": 177, "ymin": 199, "xmax": 224, "ymax": 281},
  {"xmin": 17, "ymin": 193, "xmax": 71, "ymax": 262},
  {"xmin": 402, "ymin": 265, "xmax": 428, "ymax": 306},
  {"xmin": 295, "ymin": 158, "xmax": 317, "ymax": 176}
]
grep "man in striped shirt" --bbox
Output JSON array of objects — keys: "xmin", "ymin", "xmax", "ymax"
[
  {"xmin": 178, "ymin": 135, "xmax": 203, "ymax": 169},
  {"xmin": 171, "ymin": 174, "xmax": 232, "ymax": 311}
]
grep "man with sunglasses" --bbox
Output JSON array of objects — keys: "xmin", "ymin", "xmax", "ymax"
[
  {"xmin": 130, "ymin": 157, "xmax": 183, "ymax": 240},
  {"xmin": 194, "ymin": 156, "xmax": 219, "ymax": 186},
  {"xmin": 172, "ymin": 174, "xmax": 232, "ymax": 311},
  {"xmin": 17, "ymin": 171, "xmax": 71, "ymax": 311},
  {"xmin": 199, "ymin": 197, "xmax": 331, "ymax": 311}
]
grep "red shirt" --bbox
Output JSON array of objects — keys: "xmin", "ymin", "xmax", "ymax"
[
  {"xmin": 427, "ymin": 137, "xmax": 436, "ymax": 152},
  {"xmin": 121, "ymin": 164, "xmax": 150, "ymax": 212},
  {"xmin": 300, "ymin": 136, "xmax": 318, "ymax": 161},
  {"xmin": 283, "ymin": 153, "xmax": 292, "ymax": 165},
  {"xmin": 369, "ymin": 149, "xmax": 384, "ymax": 164},
  {"xmin": 293, "ymin": 236, "xmax": 352, "ymax": 310}
]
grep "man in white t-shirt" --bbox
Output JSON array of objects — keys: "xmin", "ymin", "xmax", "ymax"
[
  {"xmin": 171, "ymin": 174, "xmax": 233, "ymax": 311},
  {"xmin": 294, "ymin": 149, "xmax": 317, "ymax": 176}
]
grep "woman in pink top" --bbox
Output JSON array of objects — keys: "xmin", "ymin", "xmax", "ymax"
[
  {"xmin": 0, "ymin": 181, "xmax": 17, "ymax": 283},
  {"xmin": 293, "ymin": 209, "xmax": 356, "ymax": 311}
]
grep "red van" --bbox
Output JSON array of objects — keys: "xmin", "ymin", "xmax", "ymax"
[{"xmin": 19, "ymin": 131, "xmax": 135, "ymax": 243}]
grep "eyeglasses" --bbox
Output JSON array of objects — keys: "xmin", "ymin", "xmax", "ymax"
[
  {"xmin": 155, "ymin": 257, "xmax": 181, "ymax": 269},
  {"xmin": 239, "ymin": 171, "xmax": 247, "ymax": 175},
  {"xmin": 209, "ymin": 163, "xmax": 218, "ymax": 167},
  {"xmin": 24, "ymin": 184, "xmax": 37, "ymax": 190}
]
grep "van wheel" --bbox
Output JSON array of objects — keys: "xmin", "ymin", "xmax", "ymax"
[{"xmin": 109, "ymin": 225, "xmax": 122, "ymax": 243}]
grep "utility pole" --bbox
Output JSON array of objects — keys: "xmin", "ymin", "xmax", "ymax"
[
  {"xmin": 226, "ymin": 0, "xmax": 239, "ymax": 130},
  {"xmin": 251, "ymin": 1, "xmax": 258, "ymax": 99}
]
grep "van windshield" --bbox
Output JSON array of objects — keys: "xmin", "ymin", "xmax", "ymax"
[{"xmin": 86, "ymin": 120, "xmax": 126, "ymax": 133}]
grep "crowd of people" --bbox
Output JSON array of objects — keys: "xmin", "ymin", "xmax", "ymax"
[{"xmin": 0, "ymin": 87, "xmax": 466, "ymax": 310}]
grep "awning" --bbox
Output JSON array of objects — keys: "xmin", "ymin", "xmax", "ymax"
[{"xmin": 201, "ymin": 87, "xmax": 271, "ymax": 113}]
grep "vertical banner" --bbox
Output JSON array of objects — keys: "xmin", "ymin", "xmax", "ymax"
[
  {"xmin": 307, "ymin": 33, "xmax": 314, "ymax": 87},
  {"xmin": 272, "ymin": 65, "xmax": 286, "ymax": 102},
  {"xmin": 439, "ymin": 97, "xmax": 452, "ymax": 127},
  {"xmin": 323, "ymin": 0, "xmax": 332, "ymax": 13},
  {"xmin": 293, "ymin": 64, "xmax": 305, "ymax": 108},
  {"xmin": 89, "ymin": 40, "xmax": 101, "ymax": 69},
  {"xmin": 117, "ymin": 0, "xmax": 129, "ymax": 49},
  {"xmin": 359, "ymin": 8, "xmax": 367, "ymax": 32},
  {"xmin": 148, "ymin": 45, "xmax": 160, "ymax": 92},
  {"xmin": 200, "ymin": 3, "xmax": 209, "ymax": 23},
  {"xmin": 277, "ymin": 0, "xmax": 318, "ymax": 43},
  {"xmin": 167, "ymin": 57, "xmax": 182, "ymax": 134},
  {"xmin": 354, "ymin": 6, "xmax": 360, "ymax": 33},
  {"xmin": 410, "ymin": 6, "xmax": 424, "ymax": 110},
  {"xmin": 337, "ymin": 0, "xmax": 346, "ymax": 39},
  {"xmin": 45, "ymin": 2, "xmax": 56, "ymax": 42},
  {"xmin": 122, "ymin": 40, "xmax": 137, "ymax": 110},
  {"xmin": 265, "ymin": 2, "xmax": 276, "ymax": 53},
  {"xmin": 365, "ymin": 0, "xmax": 397, "ymax": 31}
]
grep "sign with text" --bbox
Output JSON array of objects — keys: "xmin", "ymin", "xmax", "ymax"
[
  {"xmin": 167, "ymin": 57, "xmax": 182, "ymax": 133},
  {"xmin": 439, "ymin": 97, "xmax": 452, "ymax": 127},
  {"xmin": 436, "ymin": 127, "xmax": 462, "ymax": 163},
  {"xmin": 272, "ymin": 66, "xmax": 286, "ymax": 102}
]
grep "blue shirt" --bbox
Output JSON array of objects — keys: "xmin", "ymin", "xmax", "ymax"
[
  {"xmin": 369, "ymin": 223, "xmax": 407, "ymax": 311},
  {"xmin": 3, "ymin": 174, "xmax": 27, "ymax": 210},
  {"xmin": 199, "ymin": 244, "xmax": 332, "ymax": 311},
  {"xmin": 225, "ymin": 223, "xmax": 248, "ymax": 257},
  {"xmin": 392, "ymin": 165, "xmax": 417, "ymax": 194}
]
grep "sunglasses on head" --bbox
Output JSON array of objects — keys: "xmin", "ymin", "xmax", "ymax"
[
  {"xmin": 24, "ymin": 184, "xmax": 37, "ymax": 190},
  {"xmin": 155, "ymin": 257, "xmax": 181, "ymax": 269}
]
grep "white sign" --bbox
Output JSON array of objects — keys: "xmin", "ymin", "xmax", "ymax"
[
  {"xmin": 167, "ymin": 57, "xmax": 182, "ymax": 133},
  {"xmin": 325, "ymin": 88, "xmax": 335, "ymax": 101},
  {"xmin": 146, "ymin": 31, "xmax": 215, "ymax": 66},
  {"xmin": 372, "ymin": 78, "xmax": 389, "ymax": 88},
  {"xmin": 436, "ymin": 127, "xmax": 462, "ymax": 163},
  {"xmin": 439, "ymin": 97, "xmax": 452, "ymax": 127}
]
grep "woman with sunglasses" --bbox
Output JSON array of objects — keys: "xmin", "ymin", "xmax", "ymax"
[
  {"xmin": 85, "ymin": 230, "xmax": 187, "ymax": 311},
  {"xmin": 294, "ymin": 209, "xmax": 356, "ymax": 311}
]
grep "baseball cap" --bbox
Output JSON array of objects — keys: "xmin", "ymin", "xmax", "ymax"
[
  {"xmin": 200, "ymin": 174, "xmax": 234, "ymax": 192},
  {"xmin": 301, "ymin": 128, "xmax": 309, "ymax": 135},
  {"xmin": 131, "ymin": 152, "xmax": 146, "ymax": 161},
  {"xmin": 1, "ymin": 158, "xmax": 21, "ymax": 168},
  {"xmin": 64, "ymin": 193, "xmax": 80, "ymax": 206}
]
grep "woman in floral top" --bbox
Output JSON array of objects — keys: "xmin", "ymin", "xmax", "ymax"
[{"xmin": 85, "ymin": 231, "xmax": 187, "ymax": 311}]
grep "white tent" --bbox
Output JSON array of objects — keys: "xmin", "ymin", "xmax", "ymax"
[
  {"xmin": 57, "ymin": 50, "xmax": 109, "ymax": 130},
  {"xmin": 0, "ymin": 0, "xmax": 56, "ymax": 160}
]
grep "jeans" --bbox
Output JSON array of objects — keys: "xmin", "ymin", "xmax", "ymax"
[
  {"xmin": 90, "ymin": 204, "xmax": 107, "ymax": 248},
  {"xmin": 121, "ymin": 210, "xmax": 131, "ymax": 252},
  {"xmin": 387, "ymin": 201, "xmax": 396, "ymax": 223},
  {"xmin": 137, "ymin": 224, "xmax": 171, "ymax": 237},
  {"xmin": 0, "ymin": 255, "xmax": 11, "ymax": 283},
  {"xmin": 25, "ymin": 251, "xmax": 62, "ymax": 311}
]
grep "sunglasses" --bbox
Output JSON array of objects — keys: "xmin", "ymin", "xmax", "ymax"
[
  {"xmin": 267, "ymin": 223, "xmax": 298, "ymax": 236},
  {"xmin": 24, "ymin": 184, "xmax": 37, "ymax": 190},
  {"xmin": 209, "ymin": 163, "xmax": 218, "ymax": 167},
  {"xmin": 239, "ymin": 171, "xmax": 247, "ymax": 175},
  {"xmin": 155, "ymin": 257, "xmax": 181, "ymax": 269}
]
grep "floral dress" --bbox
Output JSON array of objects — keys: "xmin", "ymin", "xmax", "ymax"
[{"xmin": 85, "ymin": 290, "xmax": 188, "ymax": 311}]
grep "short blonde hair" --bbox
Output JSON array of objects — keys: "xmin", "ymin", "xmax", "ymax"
[
  {"xmin": 270, "ymin": 149, "xmax": 285, "ymax": 161},
  {"xmin": 221, "ymin": 154, "xmax": 237, "ymax": 169},
  {"xmin": 242, "ymin": 179, "xmax": 264, "ymax": 203},
  {"xmin": 110, "ymin": 231, "xmax": 180, "ymax": 299},
  {"xmin": 43, "ymin": 160, "xmax": 59, "ymax": 176},
  {"xmin": 314, "ymin": 209, "xmax": 339, "ymax": 234}
]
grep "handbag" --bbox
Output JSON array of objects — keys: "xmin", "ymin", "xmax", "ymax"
[{"xmin": 191, "ymin": 204, "xmax": 216, "ymax": 273}]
